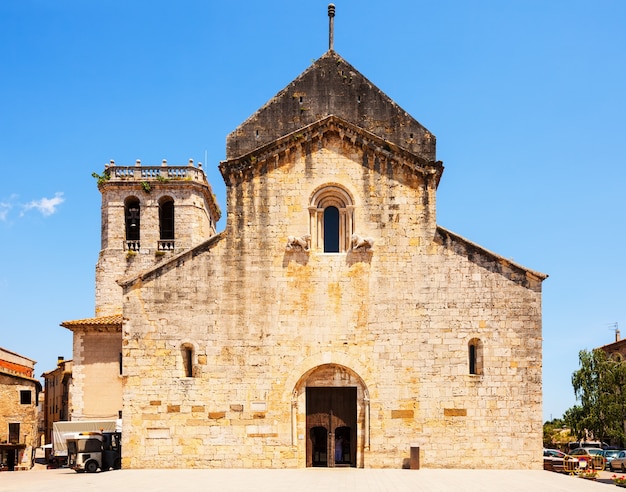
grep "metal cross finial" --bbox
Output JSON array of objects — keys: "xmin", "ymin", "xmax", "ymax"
[{"xmin": 328, "ymin": 4, "xmax": 335, "ymax": 51}]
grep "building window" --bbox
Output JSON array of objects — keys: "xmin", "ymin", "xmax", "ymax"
[
  {"xmin": 182, "ymin": 344, "xmax": 194, "ymax": 378},
  {"xmin": 158, "ymin": 197, "xmax": 175, "ymax": 251},
  {"xmin": 8, "ymin": 423, "xmax": 19, "ymax": 444},
  {"xmin": 468, "ymin": 338, "xmax": 483, "ymax": 375},
  {"xmin": 20, "ymin": 390, "xmax": 32, "ymax": 405},
  {"xmin": 323, "ymin": 206, "xmax": 340, "ymax": 252},
  {"xmin": 125, "ymin": 197, "xmax": 140, "ymax": 250},
  {"xmin": 119, "ymin": 352, "xmax": 123, "ymax": 375},
  {"xmin": 309, "ymin": 185, "xmax": 354, "ymax": 252}
]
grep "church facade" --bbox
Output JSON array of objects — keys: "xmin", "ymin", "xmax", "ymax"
[{"xmin": 65, "ymin": 39, "xmax": 546, "ymax": 469}]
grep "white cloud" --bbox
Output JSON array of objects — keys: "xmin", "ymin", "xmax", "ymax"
[
  {"xmin": 22, "ymin": 192, "xmax": 65, "ymax": 217},
  {"xmin": 0, "ymin": 202, "xmax": 11, "ymax": 221}
]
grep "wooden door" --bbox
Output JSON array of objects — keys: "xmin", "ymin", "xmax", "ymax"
[{"xmin": 306, "ymin": 387, "xmax": 356, "ymax": 467}]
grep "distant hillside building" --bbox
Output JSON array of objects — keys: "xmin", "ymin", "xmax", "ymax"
[
  {"xmin": 0, "ymin": 347, "xmax": 41, "ymax": 471},
  {"xmin": 63, "ymin": 7, "xmax": 546, "ymax": 469},
  {"xmin": 41, "ymin": 357, "xmax": 73, "ymax": 448}
]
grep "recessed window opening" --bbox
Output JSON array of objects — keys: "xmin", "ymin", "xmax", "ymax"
[
  {"xmin": 309, "ymin": 185, "xmax": 354, "ymax": 253},
  {"xmin": 8, "ymin": 423, "xmax": 19, "ymax": 444},
  {"xmin": 159, "ymin": 197, "xmax": 175, "ymax": 250},
  {"xmin": 20, "ymin": 390, "xmax": 32, "ymax": 405},
  {"xmin": 468, "ymin": 338, "xmax": 483, "ymax": 375},
  {"xmin": 469, "ymin": 345, "xmax": 476, "ymax": 374},
  {"xmin": 124, "ymin": 197, "xmax": 140, "ymax": 249},
  {"xmin": 182, "ymin": 344, "xmax": 194, "ymax": 378},
  {"xmin": 324, "ymin": 207, "xmax": 340, "ymax": 252}
]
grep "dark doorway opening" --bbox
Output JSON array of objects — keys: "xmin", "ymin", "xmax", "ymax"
[
  {"xmin": 306, "ymin": 387, "xmax": 356, "ymax": 467},
  {"xmin": 310, "ymin": 426, "xmax": 328, "ymax": 467}
]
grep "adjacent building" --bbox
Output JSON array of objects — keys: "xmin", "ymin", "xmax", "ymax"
[
  {"xmin": 0, "ymin": 347, "xmax": 41, "ymax": 470},
  {"xmin": 41, "ymin": 357, "xmax": 73, "ymax": 450}
]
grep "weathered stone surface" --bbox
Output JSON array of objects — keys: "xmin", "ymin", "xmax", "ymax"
[
  {"xmin": 117, "ymin": 126, "xmax": 545, "ymax": 469},
  {"xmin": 72, "ymin": 42, "xmax": 546, "ymax": 470},
  {"xmin": 226, "ymin": 51, "xmax": 436, "ymax": 162}
]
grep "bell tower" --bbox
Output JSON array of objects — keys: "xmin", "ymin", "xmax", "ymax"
[{"xmin": 94, "ymin": 159, "xmax": 221, "ymax": 317}]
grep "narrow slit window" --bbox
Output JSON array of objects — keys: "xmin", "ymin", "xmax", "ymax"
[
  {"xmin": 468, "ymin": 338, "xmax": 483, "ymax": 375},
  {"xmin": 469, "ymin": 345, "xmax": 476, "ymax": 375},
  {"xmin": 182, "ymin": 344, "xmax": 194, "ymax": 378}
]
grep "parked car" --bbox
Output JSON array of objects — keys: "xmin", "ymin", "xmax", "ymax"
[
  {"xmin": 609, "ymin": 451, "xmax": 626, "ymax": 472},
  {"xmin": 543, "ymin": 449, "xmax": 579, "ymax": 472},
  {"xmin": 603, "ymin": 449, "xmax": 623, "ymax": 468},
  {"xmin": 569, "ymin": 447, "xmax": 605, "ymax": 470}
]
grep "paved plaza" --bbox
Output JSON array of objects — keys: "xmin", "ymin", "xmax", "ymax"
[{"xmin": 0, "ymin": 467, "xmax": 621, "ymax": 492}]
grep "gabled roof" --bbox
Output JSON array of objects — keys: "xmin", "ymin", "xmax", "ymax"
[
  {"xmin": 220, "ymin": 114, "xmax": 443, "ymax": 187},
  {"xmin": 435, "ymin": 226, "xmax": 548, "ymax": 290},
  {"xmin": 226, "ymin": 51, "xmax": 436, "ymax": 162}
]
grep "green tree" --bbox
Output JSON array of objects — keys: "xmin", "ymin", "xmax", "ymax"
[
  {"xmin": 566, "ymin": 349, "xmax": 626, "ymax": 446},
  {"xmin": 543, "ymin": 418, "xmax": 569, "ymax": 448}
]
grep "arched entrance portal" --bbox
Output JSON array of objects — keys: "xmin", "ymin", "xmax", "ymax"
[{"xmin": 294, "ymin": 364, "xmax": 368, "ymax": 468}]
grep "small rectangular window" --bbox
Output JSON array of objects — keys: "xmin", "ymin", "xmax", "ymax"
[
  {"xmin": 20, "ymin": 390, "xmax": 32, "ymax": 405},
  {"xmin": 8, "ymin": 423, "xmax": 19, "ymax": 444}
]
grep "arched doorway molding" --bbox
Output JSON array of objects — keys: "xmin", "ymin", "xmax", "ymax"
[{"xmin": 286, "ymin": 356, "xmax": 370, "ymax": 468}]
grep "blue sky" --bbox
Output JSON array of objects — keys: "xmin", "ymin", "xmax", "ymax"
[{"xmin": 1, "ymin": 1, "xmax": 624, "ymax": 423}]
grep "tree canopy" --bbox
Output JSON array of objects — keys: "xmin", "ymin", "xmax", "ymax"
[{"xmin": 564, "ymin": 349, "xmax": 626, "ymax": 446}]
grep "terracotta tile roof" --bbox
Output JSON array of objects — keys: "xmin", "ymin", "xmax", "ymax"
[{"xmin": 60, "ymin": 313, "xmax": 122, "ymax": 328}]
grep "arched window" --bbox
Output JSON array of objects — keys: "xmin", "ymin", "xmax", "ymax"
[
  {"xmin": 309, "ymin": 185, "xmax": 354, "ymax": 252},
  {"xmin": 124, "ymin": 197, "xmax": 140, "ymax": 251},
  {"xmin": 181, "ymin": 343, "xmax": 194, "ymax": 378},
  {"xmin": 158, "ymin": 197, "xmax": 175, "ymax": 251},
  {"xmin": 323, "ymin": 206, "xmax": 340, "ymax": 252},
  {"xmin": 468, "ymin": 338, "xmax": 483, "ymax": 375}
]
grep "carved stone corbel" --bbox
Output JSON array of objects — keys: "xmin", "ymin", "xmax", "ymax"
[
  {"xmin": 351, "ymin": 233, "xmax": 374, "ymax": 251},
  {"xmin": 286, "ymin": 234, "xmax": 311, "ymax": 252}
]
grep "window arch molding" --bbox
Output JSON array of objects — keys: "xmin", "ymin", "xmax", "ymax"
[{"xmin": 308, "ymin": 184, "xmax": 355, "ymax": 252}]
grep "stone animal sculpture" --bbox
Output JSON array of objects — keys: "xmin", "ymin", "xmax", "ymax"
[
  {"xmin": 351, "ymin": 233, "xmax": 374, "ymax": 251},
  {"xmin": 286, "ymin": 234, "xmax": 311, "ymax": 251}
]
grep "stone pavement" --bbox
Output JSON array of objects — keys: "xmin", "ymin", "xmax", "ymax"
[{"xmin": 0, "ymin": 467, "xmax": 621, "ymax": 492}]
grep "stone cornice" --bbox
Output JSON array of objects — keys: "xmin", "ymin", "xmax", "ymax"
[{"xmin": 220, "ymin": 115, "xmax": 443, "ymax": 188}]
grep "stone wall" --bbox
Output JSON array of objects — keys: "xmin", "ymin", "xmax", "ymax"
[
  {"xmin": 120, "ymin": 132, "xmax": 543, "ymax": 469},
  {"xmin": 70, "ymin": 329, "xmax": 122, "ymax": 420},
  {"xmin": 0, "ymin": 372, "xmax": 39, "ymax": 464}
]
